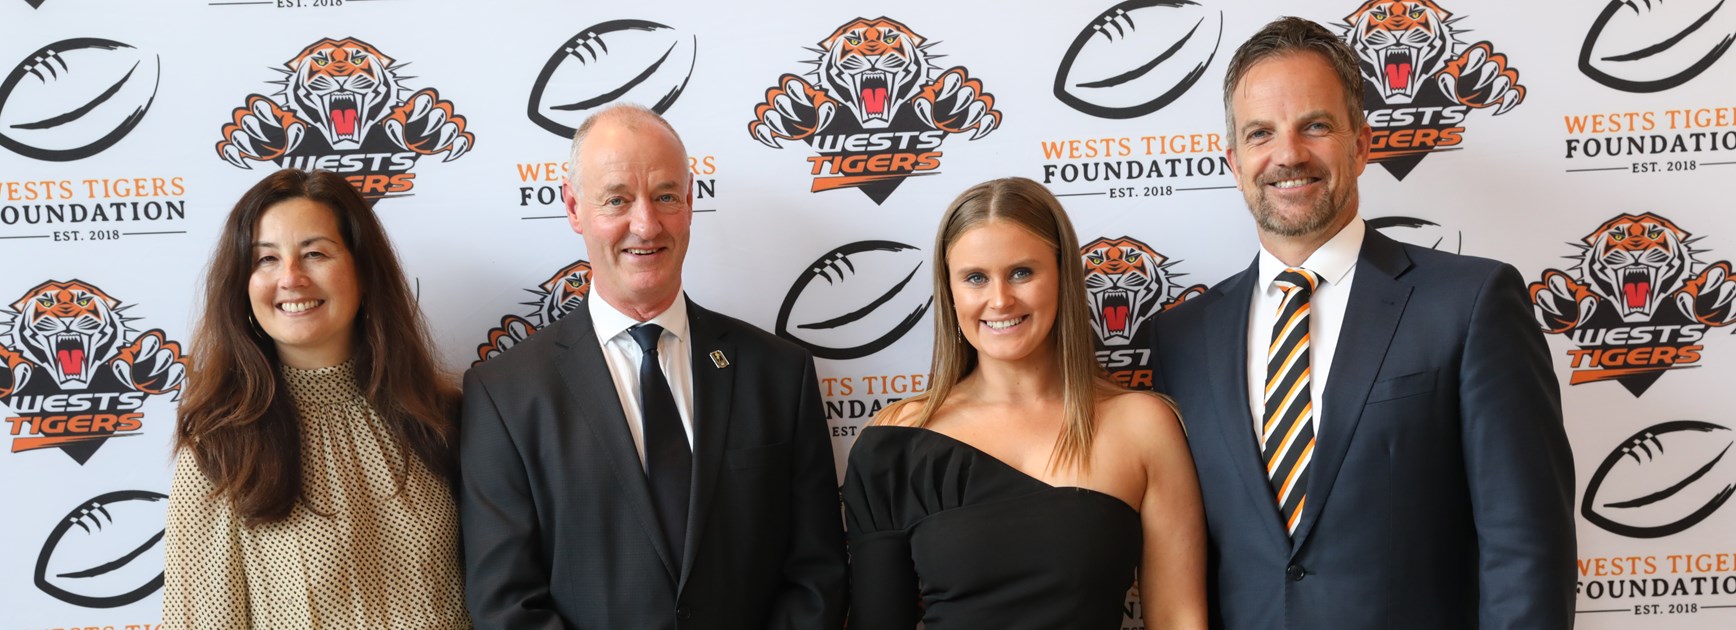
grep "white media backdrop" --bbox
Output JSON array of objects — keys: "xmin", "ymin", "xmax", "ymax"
[{"xmin": 2, "ymin": 0, "xmax": 1734, "ymax": 627}]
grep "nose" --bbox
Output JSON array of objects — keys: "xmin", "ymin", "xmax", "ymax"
[
  {"xmin": 1271, "ymin": 130, "xmax": 1308, "ymax": 168},
  {"xmin": 278, "ymin": 257, "xmax": 311, "ymax": 289},
  {"xmin": 987, "ymin": 278, "xmax": 1013, "ymax": 310},
  {"xmin": 628, "ymin": 200, "xmax": 664, "ymax": 240}
]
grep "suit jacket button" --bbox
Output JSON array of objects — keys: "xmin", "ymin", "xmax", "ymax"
[
  {"xmin": 676, "ymin": 606, "xmax": 693, "ymax": 620},
  {"xmin": 1287, "ymin": 564, "xmax": 1307, "ymax": 582}
]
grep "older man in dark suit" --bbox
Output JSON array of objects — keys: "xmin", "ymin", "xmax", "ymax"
[
  {"xmin": 1150, "ymin": 17, "xmax": 1576, "ymax": 630},
  {"xmin": 459, "ymin": 104, "xmax": 847, "ymax": 630}
]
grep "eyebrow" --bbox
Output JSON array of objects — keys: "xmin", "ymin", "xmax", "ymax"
[
  {"xmin": 253, "ymin": 236, "xmax": 337, "ymax": 249},
  {"xmin": 594, "ymin": 179, "xmax": 687, "ymax": 195},
  {"xmin": 953, "ymin": 258, "xmax": 1042, "ymax": 273},
  {"xmin": 1238, "ymin": 109, "xmax": 1338, "ymax": 134}
]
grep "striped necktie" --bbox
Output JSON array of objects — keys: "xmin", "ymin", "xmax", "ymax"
[{"xmin": 1263, "ymin": 267, "xmax": 1319, "ymax": 536}]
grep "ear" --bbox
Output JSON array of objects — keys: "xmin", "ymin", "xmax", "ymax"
[
  {"xmin": 562, "ymin": 178, "xmax": 583, "ymax": 235},
  {"xmin": 1352, "ymin": 124, "xmax": 1373, "ymax": 176},
  {"xmin": 1225, "ymin": 144, "xmax": 1241, "ymax": 189}
]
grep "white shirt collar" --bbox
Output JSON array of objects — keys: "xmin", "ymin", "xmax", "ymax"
[
  {"xmin": 1257, "ymin": 218, "xmax": 1365, "ymax": 290},
  {"xmin": 588, "ymin": 287, "xmax": 690, "ymax": 347}
]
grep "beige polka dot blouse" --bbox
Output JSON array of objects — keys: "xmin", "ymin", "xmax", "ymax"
[{"xmin": 162, "ymin": 360, "xmax": 470, "ymax": 629}]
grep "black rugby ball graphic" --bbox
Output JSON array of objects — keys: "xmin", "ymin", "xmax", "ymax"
[
  {"xmin": 777, "ymin": 241, "xmax": 931, "ymax": 360},
  {"xmin": 0, "ymin": 38, "xmax": 159, "ymax": 161}
]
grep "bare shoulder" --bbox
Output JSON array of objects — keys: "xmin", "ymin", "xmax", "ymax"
[
  {"xmin": 869, "ymin": 396, "xmax": 927, "ymax": 428},
  {"xmin": 1096, "ymin": 390, "xmax": 1187, "ymax": 452}
]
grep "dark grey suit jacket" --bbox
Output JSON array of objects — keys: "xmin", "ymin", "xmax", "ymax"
[
  {"xmin": 459, "ymin": 298, "xmax": 847, "ymax": 630},
  {"xmin": 1151, "ymin": 229, "xmax": 1576, "ymax": 629}
]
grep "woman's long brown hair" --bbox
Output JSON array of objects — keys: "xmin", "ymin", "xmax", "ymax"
[
  {"xmin": 175, "ymin": 169, "xmax": 458, "ymax": 526},
  {"xmin": 877, "ymin": 177, "xmax": 1121, "ymax": 473}
]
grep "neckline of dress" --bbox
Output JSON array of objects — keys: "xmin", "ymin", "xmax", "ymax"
[{"xmin": 865, "ymin": 425, "xmax": 1139, "ymax": 514}]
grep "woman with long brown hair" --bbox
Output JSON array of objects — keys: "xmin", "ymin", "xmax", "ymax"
[
  {"xmin": 162, "ymin": 169, "xmax": 468, "ymax": 628},
  {"xmin": 843, "ymin": 177, "xmax": 1207, "ymax": 629}
]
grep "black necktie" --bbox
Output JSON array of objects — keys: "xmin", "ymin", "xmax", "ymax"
[{"xmin": 628, "ymin": 324, "xmax": 690, "ymax": 567}]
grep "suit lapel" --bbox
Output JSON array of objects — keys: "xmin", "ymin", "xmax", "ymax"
[
  {"xmin": 1204, "ymin": 259, "xmax": 1291, "ymax": 549},
  {"xmin": 1290, "ymin": 230, "xmax": 1413, "ymax": 553},
  {"xmin": 551, "ymin": 305, "xmax": 680, "ymax": 580},
  {"xmin": 679, "ymin": 300, "xmax": 735, "ymax": 589}
]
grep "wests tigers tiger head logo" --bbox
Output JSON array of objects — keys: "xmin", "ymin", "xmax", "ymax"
[
  {"xmin": 1578, "ymin": 213, "xmax": 1694, "ymax": 322},
  {"xmin": 818, "ymin": 17, "xmax": 930, "ymax": 128},
  {"xmin": 283, "ymin": 37, "xmax": 404, "ymax": 149},
  {"xmin": 1082, "ymin": 237, "xmax": 1176, "ymax": 345},
  {"xmin": 1344, "ymin": 0, "xmax": 1458, "ymax": 103},
  {"xmin": 534, "ymin": 260, "xmax": 592, "ymax": 327},
  {"xmin": 6, "ymin": 280, "xmax": 125, "ymax": 389}
]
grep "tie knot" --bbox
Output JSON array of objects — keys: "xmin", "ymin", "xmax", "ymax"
[
  {"xmin": 1275, "ymin": 267, "xmax": 1319, "ymax": 297},
  {"xmin": 628, "ymin": 323, "xmax": 664, "ymax": 355}
]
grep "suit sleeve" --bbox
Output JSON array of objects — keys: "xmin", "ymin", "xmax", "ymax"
[
  {"xmin": 458, "ymin": 369, "xmax": 566, "ymax": 630},
  {"xmin": 765, "ymin": 355, "xmax": 849, "ymax": 630},
  {"xmin": 1149, "ymin": 311, "xmax": 1173, "ymax": 395},
  {"xmin": 1459, "ymin": 263, "xmax": 1577, "ymax": 629}
]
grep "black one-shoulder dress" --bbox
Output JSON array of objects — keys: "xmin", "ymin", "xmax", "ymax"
[{"xmin": 842, "ymin": 425, "xmax": 1141, "ymax": 629}]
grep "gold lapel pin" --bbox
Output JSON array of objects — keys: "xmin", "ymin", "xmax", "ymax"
[{"xmin": 709, "ymin": 350, "xmax": 729, "ymax": 369}]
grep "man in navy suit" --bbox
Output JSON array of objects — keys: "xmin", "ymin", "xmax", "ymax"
[
  {"xmin": 1149, "ymin": 17, "xmax": 1576, "ymax": 629},
  {"xmin": 459, "ymin": 104, "xmax": 847, "ymax": 629}
]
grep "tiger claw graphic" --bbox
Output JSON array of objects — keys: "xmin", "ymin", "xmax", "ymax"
[
  {"xmin": 1164, "ymin": 285, "xmax": 1208, "ymax": 312},
  {"xmin": 475, "ymin": 315, "xmax": 538, "ymax": 365},
  {"xmin": 913, "ymin": 67, "xmax": 1000, "ymax": 139},
  {"xmin": 749, "ymin": 74, "xmax": 838, "ymax": 148},
  {"xmin": 111, "ymin": 330, "xmax": 187, "ymax": 398},
  {"xmin": 216, "ymin": 95, "xmax": 307, "ymax": 169},
  {"xmin": 0, "ymin": 345, "xmax": 31, "ymax": 398},
  {"xmin": 384, "ymin": 89, "xmax": 475, "ymax": 161},
  {"xmin": 1530, "ymin": 270, "xmax": 1599, "ymax": 333},
  {"xmin": 1678, "ymin": 262, "xmax": 1736, "ymax": 327},
  {"xmin": 1437, "ymin": 42, "xmax": 1525, "ymax": 115}
]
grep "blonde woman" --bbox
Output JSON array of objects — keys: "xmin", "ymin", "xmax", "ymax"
[{"xmin": 843, "ymin": 177, "xmax": 1206, "ymax": 629}]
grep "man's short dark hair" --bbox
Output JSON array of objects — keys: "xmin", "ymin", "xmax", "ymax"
[{"xmin": 1222, "ymin": 16, "xmax": 1366, "ymax": 146}]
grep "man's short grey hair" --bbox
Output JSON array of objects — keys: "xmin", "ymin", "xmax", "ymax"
[
  {"xmin": 565, "ymin": 103, "xmax": 688, "ymax": 191},
  {"xmin": 1221, "ymin": 16, "xmax": 1366, "ymax": 147}
]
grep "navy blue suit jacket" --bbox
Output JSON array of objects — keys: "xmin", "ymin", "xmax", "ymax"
[{"xmin": 1151, "ymin": 229, "xmax": 1576, "ymax": 629}]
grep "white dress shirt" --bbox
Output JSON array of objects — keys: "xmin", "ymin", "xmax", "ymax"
[
  {"xmin": 589, "ymin": 289, "xmax": 696, "ymax": 468},
  {"xmin": 1247, "ymin": 218, "xmax": 1365, "ymax": 442}
]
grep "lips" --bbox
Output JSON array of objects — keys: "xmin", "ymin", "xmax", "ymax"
[{"xmin": 279, "ymin": 299, "xmax": 324, "ymax": 314}]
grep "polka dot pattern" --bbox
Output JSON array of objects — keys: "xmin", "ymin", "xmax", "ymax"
[{"xmin": 163, "ymin": 360, "xmax": 470, "ymax": 629}]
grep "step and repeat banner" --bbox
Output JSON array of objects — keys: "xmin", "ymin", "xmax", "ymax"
[{"xmin": 3, "ymin": 0, "xmax": 1735, "ymax": 627}]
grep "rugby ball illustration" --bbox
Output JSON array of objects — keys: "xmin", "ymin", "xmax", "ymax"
[
  {"xmin": 0, "ymin": 38, "xmax": 159, "ymax": 161},
  {"xmin": 1580, "ymin": 0, "xmax": 1736, "ymax": 92},
  {"xmin": 1368, "ymin": 216, "xmax": 1461, "ymax": 253},
  {"xmin": 1054, "ymin": 0, "xmax": 1223, "ymax": 119},
  {"xmin": 35, "ymin": 490, "xmax": 168, "ymax": 608},
  {"xmin": 777, "ymin": 241, "xmax": 932, "ymax": 360},
  {"xmin": 527, "ymin": 20, "xmax": 696, "ymax": 138},
  {"xmin": 1582, "ymin": 421, "xmax": 1736, "ymax": 538}
]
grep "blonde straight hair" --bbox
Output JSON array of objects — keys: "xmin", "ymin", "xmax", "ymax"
[{"xmin": 878, "ymin": 177, "xmax": 1122, "ymax": 473}]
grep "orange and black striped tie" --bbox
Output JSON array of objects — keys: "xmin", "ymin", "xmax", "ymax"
[{"xmin": 1263, "ymin": 267, "xmax": 1318, "ymax": 536}]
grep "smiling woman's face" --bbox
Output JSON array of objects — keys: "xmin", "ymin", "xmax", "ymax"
[{"xmin": 248, "ymin": 197, "xmax": 361, "ymax": 369}]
